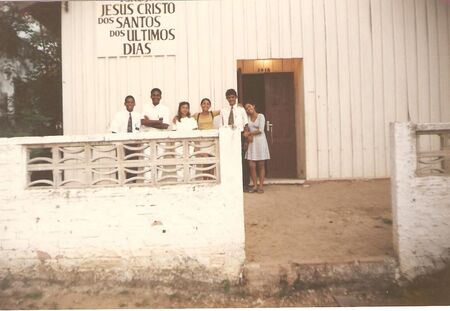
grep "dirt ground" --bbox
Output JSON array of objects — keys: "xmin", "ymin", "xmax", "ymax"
[
  {"xmin": 1, "ymin": 179, "xmax": 449, "ymax": 308},
  {"xmin": 0, "ymin": 277, "xmax": 390, "ymax": 309},
  {"xmin": 1, "ymin": 265, "xmax": 450, "ymax": 308},
  {"xmin": 244, "ymin": 179, "xmax": 394, "ymax": 264}
]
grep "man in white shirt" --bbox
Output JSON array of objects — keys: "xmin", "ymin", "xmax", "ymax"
[
  {"xmin": 110, "ymin": 95, "xmax": 142, "ymax": 134},
  {"xmin": 220, "ymin": 89, "xmax": 250, "ymax": 192},
  {"xmin": 220, "ymin": 89, "xmax": 249, "ymax": 132},
  {"xmin": 140, "ymin": 88, "xmax": 170, "ymax": 181},
  {"xmin": 140, "ymin": 88, "xmax": 170, "ymax": 131},
  {"xmin": 110, "ymin": 95, "xmax": 142, "ymax": 182}
]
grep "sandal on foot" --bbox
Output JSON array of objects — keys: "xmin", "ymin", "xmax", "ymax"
[
  {"xmin": 248, "ymin": 188, "xmax": 257, "ymax": 193},
  {"xmin": 257, "ymin": 188, "xmax": 264, "ymax": 194}
]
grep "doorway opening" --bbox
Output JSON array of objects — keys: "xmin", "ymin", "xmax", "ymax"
[{"xmin": 237, "ymin": 59, "xmax": 306, "ymax": 179}]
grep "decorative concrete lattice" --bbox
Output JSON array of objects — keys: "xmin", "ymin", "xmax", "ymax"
[
  {"xmin": 416, "ymin": 128, "xmax": 450, "ymax": 177},
  {"xmin": 26, "ymin": 137, "xmax": 220, "ymax": 188}
]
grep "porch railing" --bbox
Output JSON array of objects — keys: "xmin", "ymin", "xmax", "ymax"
[{"xmin": 26, "ymin": 135, "xmax": 220, "ymax": 188}]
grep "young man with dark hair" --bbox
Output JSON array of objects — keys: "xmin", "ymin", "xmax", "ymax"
[
  {"xmin": 110, "ymin": 95, "xmax": 141, "ymax": 134},
  {"xmin": 140, "ymin": 88, "xmax": 170, "ymax": 131},
  {"xmin": 220, "ymin": 88, "xmax": 250, "ymax": 192},
  {"xmin": 110, "ymin": 95, "xmax": 142, "ymax": 182}
]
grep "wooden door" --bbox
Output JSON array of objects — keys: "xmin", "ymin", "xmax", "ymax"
[{"xmin": 264, "ymin": 73, "xmax": 297, "ymax": 178}]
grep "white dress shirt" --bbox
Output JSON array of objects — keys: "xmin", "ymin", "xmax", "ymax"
[
  {"xmin": 141, "ymin": 103, "xmax": 170, "ymax": 131},
  {"xmin": 110, "ymin": 110, "xmax": 142, "ymax": 133},
  {"xmin": 173, "ymin": 117, "xmax": 198, "ymax": 131},
  {"xmin": 220, "ymin": 104, "xmax": 249, "ymax": 132}
]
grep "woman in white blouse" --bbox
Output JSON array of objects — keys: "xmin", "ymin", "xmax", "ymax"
[
  {"xmin": 172, "ymin": 101, "xmax": 198, "ymax": 131},
  {"xmin": 171, "ymin": 102, "xmax": 198, "ymax": 180}
]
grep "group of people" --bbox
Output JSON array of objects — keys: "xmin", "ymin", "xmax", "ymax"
[{"xmin": 110, "ymin": 88, "xmax": 271, "ymax": 193}]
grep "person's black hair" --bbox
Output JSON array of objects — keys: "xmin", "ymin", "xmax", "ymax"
[
  {"xmin": 200, "ymin": 98, "xmax": 212, "ymax": 106},
  {"xmin": 244, "ymin": 102, "xmax": 257, "ymax": 112},
  {"xmin": 151, "ymin": 88, "xmax": 162, "ymax": 95},
  {"xmin": 177, "ymin": 101, "xmax": 191, "ymax": 121},
  {"xmin": 225, "ymin": 89, "xmax": 237, "ymax": 97},
  {"xmin": 124, "ymin": 95, "xmax": 135, "ymax": 102}
]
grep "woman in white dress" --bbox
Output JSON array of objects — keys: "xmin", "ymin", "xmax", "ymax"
[{"xmin": 244, "ymin": 103, "xmax": 270, "ymax": 193}]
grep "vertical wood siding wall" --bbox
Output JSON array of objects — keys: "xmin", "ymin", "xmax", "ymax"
[{"xmin": 62, "ymin": 0, "xmax": 450, "ymax": 179}]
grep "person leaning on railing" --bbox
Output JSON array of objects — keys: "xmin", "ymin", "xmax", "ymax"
[
  {"xmin": 110, "ymin": 95, "xmax": 141, "ymax": 134},
  {"xmin": 172, "ymin": 101, "xmax": 198, "ymax": 180},
  {"xmin": 171, "ymin": 101, "xmax": 198, "ymax": 131},
  {"xmin": 192, "ymin": 98, "xmax": 220, "ymax": 130},
  {"xmin": 110, "ymin": 95, "xmax": 142, "ymax": 182},
  {"xmin": 140, "ymin": 88, "xmax": 170, "ymax": 181},
  {"xmin": 140, "ymin": 88, "xmax": 170, "ymax": 131},
  {"xmin": 171, "ymin": 98, "xmax": 219, "ymax": 180}
]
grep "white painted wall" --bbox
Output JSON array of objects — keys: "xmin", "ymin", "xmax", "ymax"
[
  {"xmin": 0, "ymin": 128, "xmax": 245, "ymax": 282},
  {"xmin": 62, "ymin": 0, "xmax": 450, "ymax": 179},
  {"xmin": 391, "ymin": 122, "xmax": 450, "ymax": 280}
]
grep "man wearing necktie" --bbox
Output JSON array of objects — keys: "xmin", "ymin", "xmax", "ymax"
[
  {"xmin": 110, "ymin": 95, "xmax": 142, "ymax": 182},
  {"xmin": 220, "ymin": 89, "xmax": 250, "ymax": 192},
  {"xmin": 228, "ymin": 105, "xmax": 234, "ymax": 126},
  {"xmin": 127, "ymin": 111, "xmax": 133, "ymax": 133},
  {"xmin": 111, "ymin": 95, "xmax": 141, "ymax": 134}
]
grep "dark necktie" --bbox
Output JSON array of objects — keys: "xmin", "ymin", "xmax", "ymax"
[
  {"xmin": 127, "ymin": 112, "xmax": 132, "ymax": 133},
  {"xmin": 228, "ymin": 106, "xmax": 234, "ymax": 126}
]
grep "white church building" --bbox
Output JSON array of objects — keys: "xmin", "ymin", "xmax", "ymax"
[
  {"xmin": 60, "ymin": 0, "xmax": 450, "ymax": 181},
  {"xmin": 0, "ymin": 0, "xmax": 449, "ymax": 283}
]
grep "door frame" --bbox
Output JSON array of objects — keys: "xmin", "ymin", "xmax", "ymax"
[{"xmin": 237, "ymin": 58, "xmax": 306, "ymax": 179}]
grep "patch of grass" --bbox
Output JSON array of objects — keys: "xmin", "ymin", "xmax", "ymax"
[
  {"xmin": 221, "ymin": 279, "xmax": 231, "ymax": 294},
  {"xmin": 293, "ymin": 278, "xmax": 306, "ymax": 291},
  {"xmin": 24, "ymin": 290, "xmax": 43, "ymax": 300},
  {"xmin": 168, "ymin": 293, "xmax": 180, "ymax": 300}
]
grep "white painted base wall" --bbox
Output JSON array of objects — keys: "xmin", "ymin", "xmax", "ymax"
[
  {"xmin": 0, "ymin": 128, "xmax": 245, "ymax": 282},
  {"xmin": 391, "ymin": 122, "xmax": 450, "ymax": 280}
]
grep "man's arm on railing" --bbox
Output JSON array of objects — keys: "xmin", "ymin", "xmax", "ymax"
[{"xmin": 141, "ymin": 116, "xmax": 169, "ymax": 129}]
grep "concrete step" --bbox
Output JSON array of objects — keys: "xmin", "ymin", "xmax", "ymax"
[
  {"xmin": 264, "ymin": 178, "xmax": 306, "ymax": 185},
  {"xmin": 243, "ymin": 256, "xmax": 398, "ymax": 293}
]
